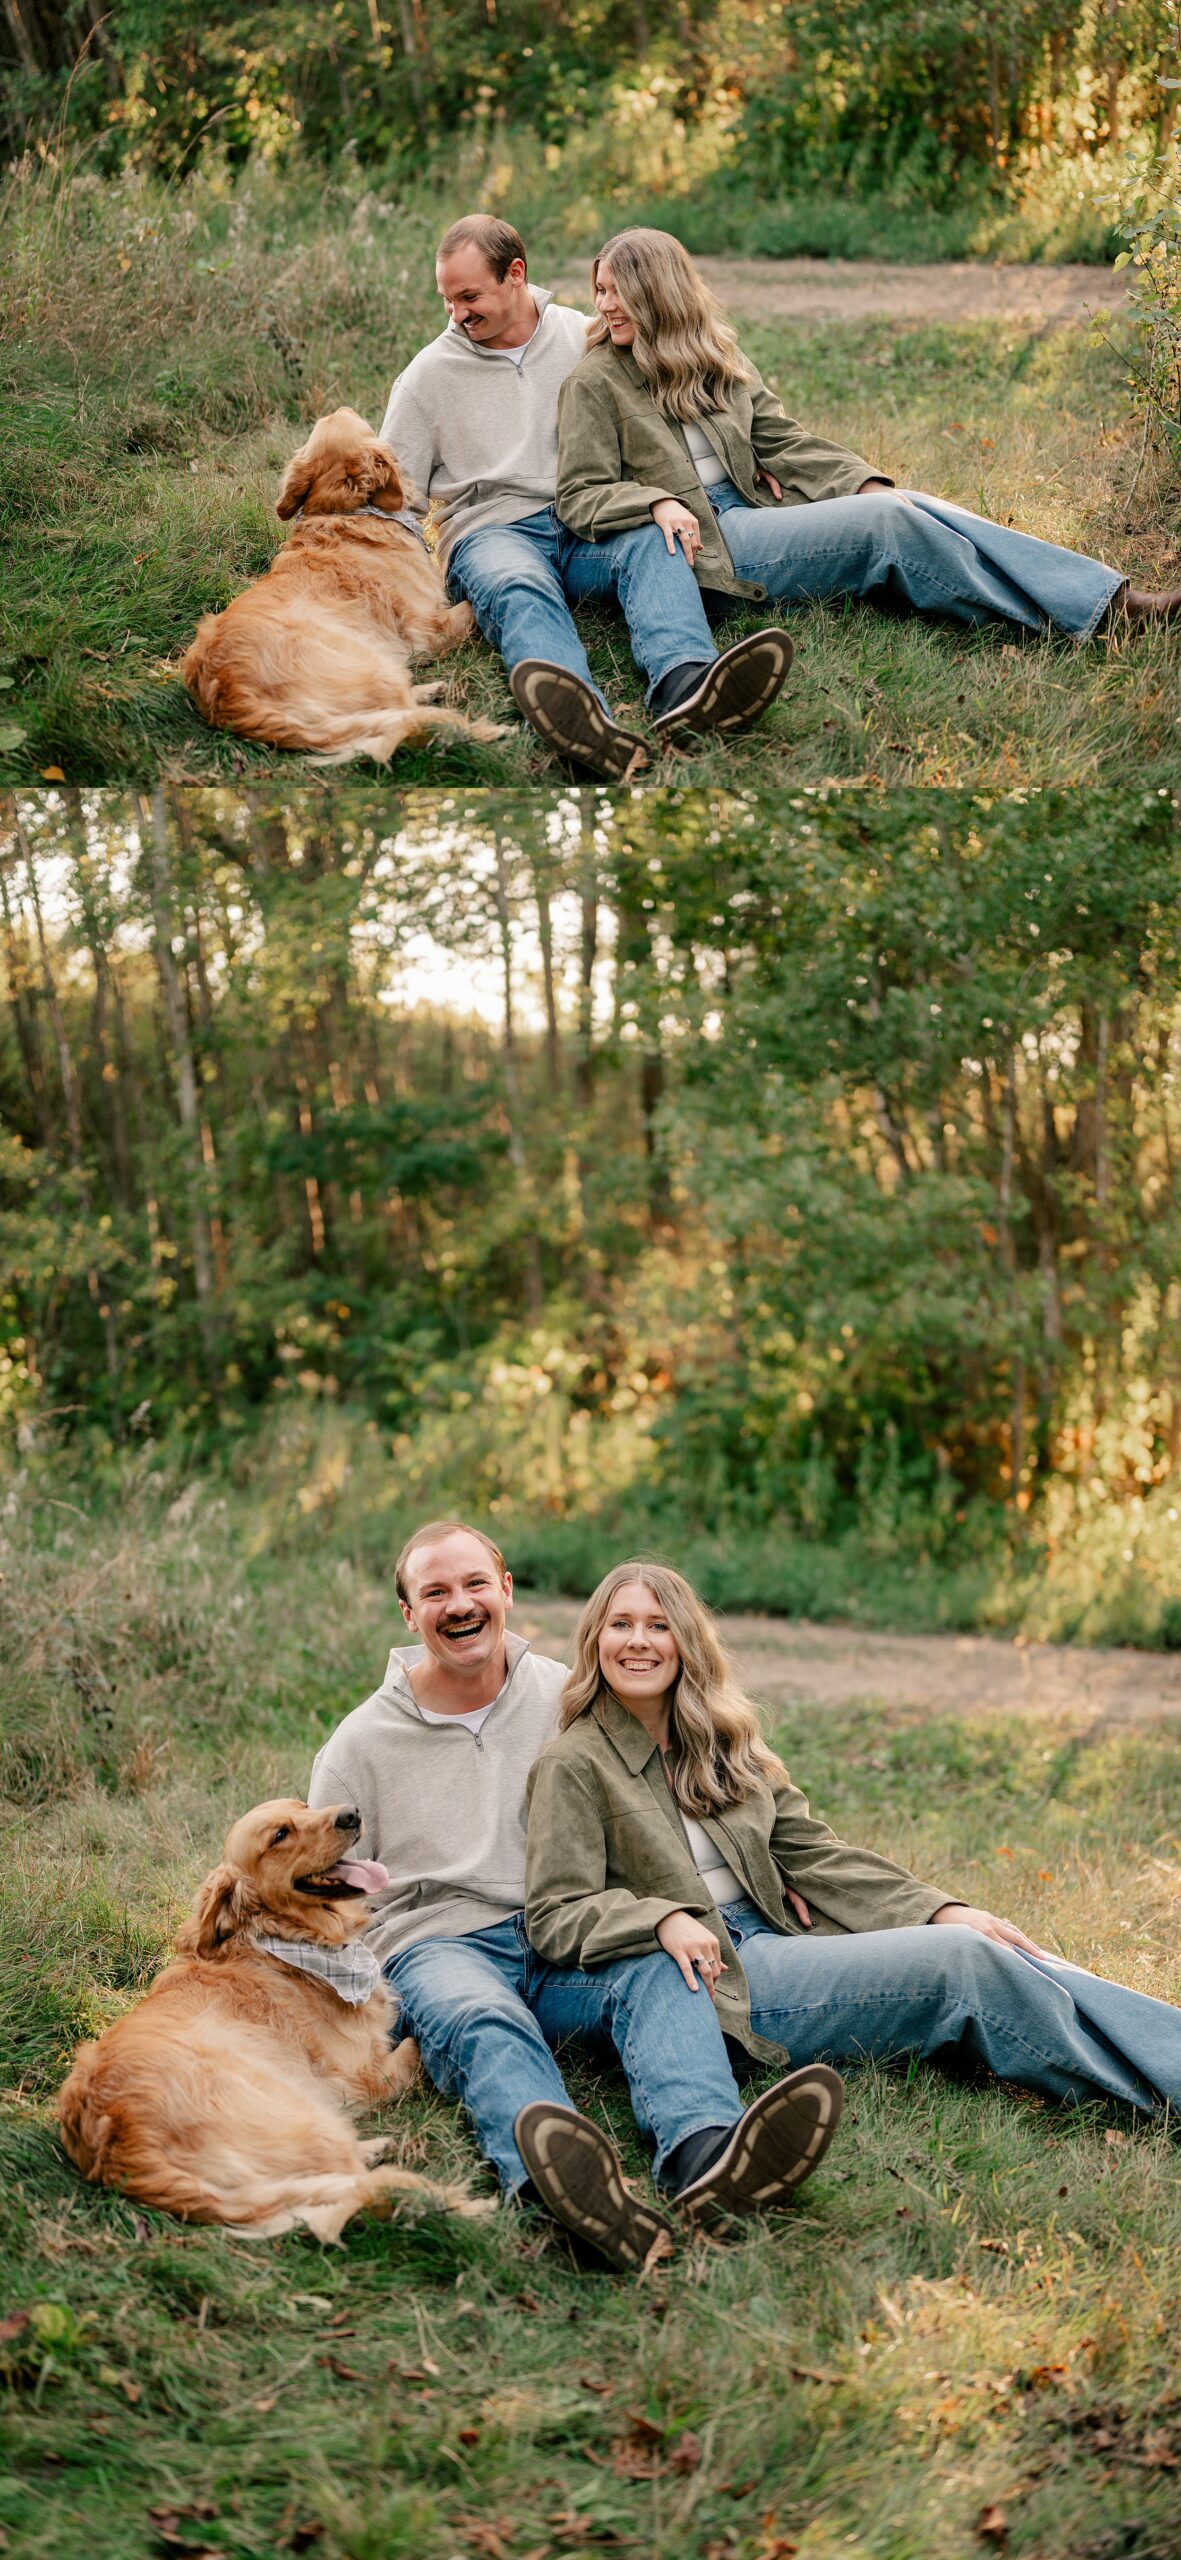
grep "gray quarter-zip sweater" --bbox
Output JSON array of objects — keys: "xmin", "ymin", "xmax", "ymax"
[
  {"xmin": 307, "ymin": 1631, "xmax": 565, "ymax": 1965},
  {"xmin": 378, "ymin": 288, "xmax": 590, "ymax": 567}
]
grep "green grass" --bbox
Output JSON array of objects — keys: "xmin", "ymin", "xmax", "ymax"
[
  {"xmin": 3, "ymin": 164, "xmax": 1180, "ymax": 789},
  {"xmin": 4, "ymin": 1459, "xmax": 1181, "ymax": 2559}
]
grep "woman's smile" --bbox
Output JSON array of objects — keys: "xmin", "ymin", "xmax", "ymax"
[
  {"xmin": 598, "ymin": 1582, "xmax": 681, "ymax": 1718},
  {"xmin": 594, "ymin": 260, "xmax": 636, "ymax": 346}
]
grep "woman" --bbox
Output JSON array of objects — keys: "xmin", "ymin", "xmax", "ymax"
[
  {"xmin": 554, "ymin": 230, "xmax": 1181, "ymax": 739},
  {"xmin": 524, "ymin": 1559, "xmax": 1181, "ymax": 2195}
]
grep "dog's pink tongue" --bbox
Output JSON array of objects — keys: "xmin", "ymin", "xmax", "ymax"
[{"xmin": 332, "ymin": 1858, "xmax": 389, "ymax": 1894}]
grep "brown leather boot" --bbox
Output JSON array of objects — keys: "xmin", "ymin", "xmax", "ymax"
[{"xmin": 1109, "ymin": 580, "xmax": 1181, "ymax": 628}]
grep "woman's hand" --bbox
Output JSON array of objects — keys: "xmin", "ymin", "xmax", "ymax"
[
  {"xmin": 929, "ymin": 1901, "xmax": 1051, "ymax": 1958},
  {"xmin": 651, "ymin": 497, "xmax": 702, "ymax": 564},
  {"xmin": 784, "ymin": 1885, "xmax": 812, "ymax": 1928},
  {"xmin": 657, "ymin": 1909, "xmax": 727, "ymax": 1996},
  {"xmin": 757, "ymin": 470, "xmax": 783, "ymax": 500}
]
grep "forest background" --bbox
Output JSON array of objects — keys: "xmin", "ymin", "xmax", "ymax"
[
  {"xmin": 3, "ymin": 2, "xmax": 1181, "ymax": 785},
  {"xmin": 4, "ymin": 783, "xmax": 1181, "ymax": 1731}
]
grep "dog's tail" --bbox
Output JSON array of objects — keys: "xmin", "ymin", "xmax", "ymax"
[
  {"xmin": 309, "ymin": 700, "xmax": 506, "ymax": 766},
  {"xmin": 211, "ymin": 2161, "xmax": 493, "ymax": 2244}
]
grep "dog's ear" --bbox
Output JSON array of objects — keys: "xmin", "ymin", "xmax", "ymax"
[
  {"xmin": 364, "ymin": 442, "xmax": 405, "ymax": 513},
  {"xmin": 183, "ymin": 1862, "xmax": 259, "ymax": 1958},
  {"xmin": 275, "ymin": 449, "xmax": 314, "ymax": 520}
]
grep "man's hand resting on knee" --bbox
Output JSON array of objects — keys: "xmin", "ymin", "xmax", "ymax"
[{"xmin": 929, "ymin": 1902, "xmax": 1051, "ymax": 1957}]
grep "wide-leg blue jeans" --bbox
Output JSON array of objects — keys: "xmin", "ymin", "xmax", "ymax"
[
  {"xmin": 446, "ymin": 506, "xmax": 719, "ymax": 713},
  {"xmin": 386, "ymin": 1915, "xmax": 744, "ymax": 2193},
  {"xmin": 708, "ymin": 479, "xmax": 1123, "ymax": 640},
  {"xmin": 720, "ymin": 1900, "xmax": 1181, "ymax": 2113}
]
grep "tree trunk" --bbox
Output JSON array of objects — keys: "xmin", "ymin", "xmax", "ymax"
[
  {"xmin": 492, "ymin": 839, "xmax": 543, "ymax": 1323},
  {"xmin": 574, "ymin": 802, "xmax": 598, "ymax": 1109},
  {"xmin": 999, "ymin": 1052, "xmax": 1024, "ymax": 1505},
  {"xmin": 140, "ymin": 789, "xmax": 220, "ymax": 1395},
  {"xmin": 532, "ymin": 862, "xmax": 561, "ymax": 1092},
  {"xmin": 0, "ymin": 813, "xmax": 51, "ymax": 1141},
  {"xmin": 65, "ymin": 787, "xmax": 134, "ymax": 1207},
  {"xmin": 14, "ymin": 803, "xmax": 122, "ymax": 1423}
]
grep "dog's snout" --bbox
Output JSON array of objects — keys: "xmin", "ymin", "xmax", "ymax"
[{"xmin": 334, "ymin": 1807, "xmax": 362, "ymax": 1832}]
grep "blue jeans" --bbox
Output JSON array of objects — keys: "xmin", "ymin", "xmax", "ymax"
[
  {"xmin": 386, "ymin": 1916, "xmax": 743, "ymax": 2193},
  {"xmin": 447, "ymin": 506, "xmax": 718, "ymax": 715},
  {"xmin": 708, "ymin": 480, "xmax": 1122, "ymax": 641},
  {"xmin": 721, "ymin": 1900, "xmax": 1181, "ymax": 2113}
]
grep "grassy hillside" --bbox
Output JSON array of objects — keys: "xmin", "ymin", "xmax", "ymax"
[
  {"xmin": 3, "ymin": 1460, "xmax": 1181, "ymax": 2559},
  {"xmin": 3, "ymin": 165, "xmax": 1178, "ymax": 790}
]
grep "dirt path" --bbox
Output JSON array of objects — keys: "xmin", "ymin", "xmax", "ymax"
[
  {"xmin": 551, "ymin": 256, "xmax": 1130, "ymax": 327},
  {"xmin": 513, "ymin": 1599, "xmax": 1181, "ymax": 1731}
]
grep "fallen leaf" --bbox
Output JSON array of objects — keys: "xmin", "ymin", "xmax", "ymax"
[
  {"xmin": 316, "ymin": 2355, "xmax": 364, "ymax": 2381},
  {"xmin": 611, "ymin": 2434, "xmax": 663, "ymax": 2481},
  {"xmin": 669, "ymin": 2430, "xmax": 703, "ymax": 2474},
  {"xmin": 640, "ymin": 2227, "xmax": 675, "ymax": 2277},
  {"xmin": 0, "ymin": 2313, "xmax": 30, "ymax": 2344},
  {"xmin": 1138, "ymin": 2429, "xmax": 1179, "ymax": 2468},
  {"xmin": 976, "ymin": 2508, "xmax": 1008, "ymax": 2544},
  {"xmin": 252, "ymin": 2395, "xmax": 276, "ymax": 2414},
  {"xmin": 579, "ymin": 2372, "xmax": 611, "ymax": 2394},
  {"xmin": 458, "ymin": 2425, "xmax": 481, "ymax": 2446},
  {"xmin": 40, "ymin": 766, "xmax": 66, "ymax": 781},
  {"xmin": 458, "ymin": 2527, "xmax": 507, "ymax": 2559},
  {"xmin": 288, "ymin": 2528, "xmax": 323, "ymax": 2554},
  {"xmin": 99, "ymin": 2367, "xmax": 141, "ymax": 2403}
]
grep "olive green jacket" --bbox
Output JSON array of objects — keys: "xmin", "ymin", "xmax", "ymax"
[
  {"xmin": 555, "ymin": 341, "xmax": 884, "ymax": 602},
  {"xmin": 525, "ymin": 1693, "xmax": 951, "ymax": 2064}
]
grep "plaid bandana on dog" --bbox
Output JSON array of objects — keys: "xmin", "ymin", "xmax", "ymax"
[{"xmin": 254, "ymin": 1937, "xmax": 383, "ymax": 2005}]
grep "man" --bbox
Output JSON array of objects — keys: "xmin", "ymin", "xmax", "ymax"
[
  {"xmin": 307, "ymin": 1519, "xmax": 843, "ymax": 2269},
  {"xmin": 377, "ymin": 216, "xmax": 794, "ymax": 780}
]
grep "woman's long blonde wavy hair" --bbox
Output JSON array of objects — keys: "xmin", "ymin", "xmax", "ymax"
[
  {"xmin": 560, "ymin": 1558, "xmax": 788, "ymax": 1818},
  {"xmin": 587, "ymin": 229, "xmax": 751, "ymax": 424}
]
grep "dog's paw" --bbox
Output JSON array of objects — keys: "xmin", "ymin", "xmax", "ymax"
[
  {"xmin": 385, "ymin": 2035, "xmax": 421, "ymax": 2098},
  {"xmin": 359, "ymin": 2133, "xmax": 400, "ymax": 2164}
]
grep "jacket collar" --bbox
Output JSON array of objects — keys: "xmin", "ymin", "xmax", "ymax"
[{"xmin": 592, "ymin": 1686, "xmax": 665, "ymax": 1772}]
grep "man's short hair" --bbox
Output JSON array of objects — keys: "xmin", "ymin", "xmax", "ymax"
[
  {"xmin": 395, "ymin": 1519, "xmax": 509, "ymax": 1607},
  {"xmin": 435, "ymin": 215, "xmax": 527, "ymax": 283}
]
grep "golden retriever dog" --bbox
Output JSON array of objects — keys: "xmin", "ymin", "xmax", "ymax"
[
  {"xmin": 181, "ymin": 407, "xmax": 503, "ymax": 764},
  {"xmin": 57, "ymin": 1798, "xmax": 488, "ymax": 2242}
]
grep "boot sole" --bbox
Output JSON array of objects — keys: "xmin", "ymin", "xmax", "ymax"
[
  {"xmin": 652, "ymin": 629, "xmax": 794, "ymax": 741},
  {"xmin": 510, "ymin": 661, "xmax": 650, "ymax": 780},
  {"xmin": 679, "ymin": 2065, "xmax": 844, "ymax": 2224},
  {"xmin": 514, "ymin": 2101, "xmax": 675, "ymax": 2271}
]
